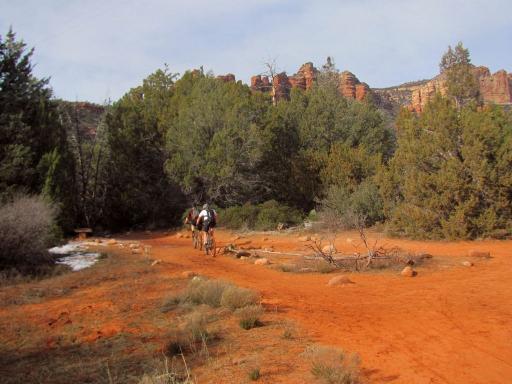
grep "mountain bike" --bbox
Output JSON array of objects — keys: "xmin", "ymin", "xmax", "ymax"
[{"xmin": 204, "ymin": 229, "xmax": 216, "ymax": 257}]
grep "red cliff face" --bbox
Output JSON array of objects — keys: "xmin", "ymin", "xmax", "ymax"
[
  {"xmin": 339, "ymin": 71, "xmax": 370, "ymax": 101},
  {"xmin": 404, "ymin": 66, "xmax": 512, "ymax": 112},
  {"xmin": 217, "ymin": 74, "xmax": 236, "ymax": 83},
  {"xmin": 478, "ymin": 68, "xmax": 512, "ymax": 104}
]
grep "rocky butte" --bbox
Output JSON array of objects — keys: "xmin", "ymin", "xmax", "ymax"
[{"xmin": 250, "ymin": 62, "xmax": 371, "ymax": 103}]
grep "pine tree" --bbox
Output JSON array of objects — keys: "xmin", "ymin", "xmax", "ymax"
[{"xmin": 0, "ymin": 29, "xmax": 70, "ymax": 210}]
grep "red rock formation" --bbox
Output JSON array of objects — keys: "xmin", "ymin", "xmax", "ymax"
[
  {"xmin": 251, "ymin": 75, "xmax": 271, "ymax": 92},
  {"xmin": 355, "ymin": 83, "xmax": 370, "ymax": 101},
  {"xmin": 272, "ymin": 72, "xmax": 292, "ymax": 102},
  {"xmin": 217, "ymin": 74, "xmax": 235, "ymax": 83},
  {"xmin": 409, "ymin": 75, "xmax": 447, "ymax": 112},
  {"xmin": 249, "ymin": 62, "xmax": 370, "ymax": 102},
  {"xmin": 478, "ymin": 69, "xmax": 512, "ymax": 104},
  {"xmin": 289, "ymin": 62, "xmax": 317, "ymax": 90},
  {"xmin": 407, "ymin": 66, "xmax": 512, "ymax": 112},
  {"xmin": 339, "ymin": 71, "xmax": 370, "ymax": 101}
]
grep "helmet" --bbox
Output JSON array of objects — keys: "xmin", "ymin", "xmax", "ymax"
[{"xmin": 203, "ymin": 203, "xmax": 209, "ymax": 210}]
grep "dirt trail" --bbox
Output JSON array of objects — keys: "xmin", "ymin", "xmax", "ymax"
[{"xmin": 145, "ymin": 230, "xmax": 512, "ymax": 384}]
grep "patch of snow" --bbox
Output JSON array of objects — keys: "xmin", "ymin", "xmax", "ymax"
[
  {"xmin": 56, "ymin": 253, "xmax": 101, "ymax": 271},
  {"xmin": 48, "ymin": 242, "xmax": 86, "ymax": 255}
]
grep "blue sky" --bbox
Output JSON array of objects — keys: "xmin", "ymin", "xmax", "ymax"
[{"xmin": 1, "ymin": 0, "xmax": 511, "ymax": 103}]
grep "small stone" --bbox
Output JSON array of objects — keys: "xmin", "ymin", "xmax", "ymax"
[
  {"xmin": 232, "ymin": 357, "xmax": 247, "ymax": 365},
  {"xmin": 400, "ymin": 266, "xmax": 416, "ymax": 277},
  {"xmin": 131, "ymin": 248, "xmax": 141, "ymax": 254},
  {"xmin": 327, "ymin": 275, "xmax": 354, "ymax": 286},
  {"xmin": 462, "ymin": 261, "xmax": 474, "ymax": 267},
  {"xmin": 151, "ymin": 259, "xmax": 161, "ymax": 266},
  {"xmin": 181, "ymin": 271, "xmax": 197, "ymax": 278},
  {"xmin": 254, "ymin": 258, "xmax": 269, "ymax": 265},
  {"xmin": 299, "ymin": 235, "xmax": 311, "ymax": 242},
  {"xmin": 240, "ymin": 256, "xmax": 249, "ymax": 261},
  {"xmin": 468, "ymin": 250, "xmax": 491, "ymax": 258},
  {"xmin": 129, "ymin": 243, "xmax": 139, "ymax": 249},
  {"xmin": 106, "ymin": 239, "xmax": 117, "ymax": 245}
]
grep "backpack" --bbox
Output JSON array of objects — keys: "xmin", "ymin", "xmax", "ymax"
[{"xmin": 203, "ymin": 209, "xmax": 215, "ymax": 227}]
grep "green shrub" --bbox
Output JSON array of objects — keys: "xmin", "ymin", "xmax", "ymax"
[
  {"xmin": 218, "ymin": 201, "xmax": 304, "ymax": 231},
  {"xmin": 321, "ymin": 179, "xmax": 384, "ymax": 229},
  {"xmin": 235, "ymin": 305, "xmax": 264, "ymax": 330},
  {"xmin": 248, "ymin": 368, "xmax": 261, "ymax": 381},
  {"xmin": 220, "ymin": 286, "xmax": 260, "ymax": 310},
  {"xmin": 220, "ymin": 203, "xmax": 259, "ymax": 229},
  {"xmin": 0, "ymin": 194, "xmax": 59, "ymax": 273}
]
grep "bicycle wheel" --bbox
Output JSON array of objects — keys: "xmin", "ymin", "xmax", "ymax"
[
  {"xmin": 204, "ymin": 235, "xmax": 210, "ymax": 256},
  {"xmin": 192, "ymin": 231, "xmax": 198, "ymax": 249},
  {"xmin": 211, "ymin": 236, "xmax": 216, "ymax": 257}
]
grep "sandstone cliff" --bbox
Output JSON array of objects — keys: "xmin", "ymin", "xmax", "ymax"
[
  {"xmin": 249, "ymin": 62, "xmax": 511, "ymax": 112},
  {"xmin": 374, "ymin": 66, "xmax": 512, "ymax": 113}
]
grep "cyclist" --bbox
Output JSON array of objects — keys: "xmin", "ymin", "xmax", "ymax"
[
  {"xmin": 184, "ymin": 203, "xmax": 200, "ymax": 236},
  {"xmin": 196, "ymin": 203, "xmax": 217, "ymax": 250}
]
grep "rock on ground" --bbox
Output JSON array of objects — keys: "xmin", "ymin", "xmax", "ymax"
[
  {"xmin": 468, "ymin": 250, "xmax": 491, "ymax": 258},
  {"xmin": 462, "ymin": 261, "xmax": 474, "ymax": 267},
  {"xmin": 400, "ymin": 266, "xmax": 417, "ymax": 277},
  {"xmin": 181, "ymin": 271, "xmax": 197, "ymax": 278},
  {"xmin": 254, "ymin": 258, "xmax": 269, "ymax": 265},
  {"xmin": 327, "ymin": 275, "xmax": 355, "ymax": 286},
  {"xmin": 106, "ymin": 239, "xmax": 117, "ymax": 245}
]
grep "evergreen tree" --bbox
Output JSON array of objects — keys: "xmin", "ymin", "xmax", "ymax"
[
  {"xmin": 104, "ymin": 68, "xmax": 185, "ymax": 229},
  {"xmin": 381, "ymin": 96, "xmax": 512, "ymax": 239},
  {"xmin": 0, "ymin": 29, "xmax": 66, "ymax": 198},
  {"xmin": 440, "ymin": 42, "xmax": 479, "ymax": 109}
]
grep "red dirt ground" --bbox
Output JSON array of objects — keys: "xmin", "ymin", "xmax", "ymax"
[
  {"xmin": 1, "ymin": 229, "xmax": 511, "ymax": 383},
  {"xmin": 144, "ymin": 229, "xmax": 512, "ymax": 384}
]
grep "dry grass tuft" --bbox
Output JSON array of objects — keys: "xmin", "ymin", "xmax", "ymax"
[
  {"xmin": 220, "ymin": 286, "xmax": 260, "ymax": 310},
  {"xmin": 235, "ymin": 305, "xmax": 264, "ymax": 330},
  {"xmin": 304, "ymin": 345, "xmax": 361, "ymax": 384}
]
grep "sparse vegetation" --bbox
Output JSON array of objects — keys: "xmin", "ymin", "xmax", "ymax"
[
  {"xmin": 305, "ymin": 345, "xmax": 361, "ymax": 384},
  {"xmin": 0, "ymin": 194, "xmax": 59, "ymax": 274},
  {"xmin": 236, "ymin": 305, "xmax": 264, "ymax": 330},
  {"xmin": 248, "ymin": 367, "xmax": 261, "ymax": 381},
  {"xmin": 220, "ymin": 285, "xmax": 260, "ymax": 310}
]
